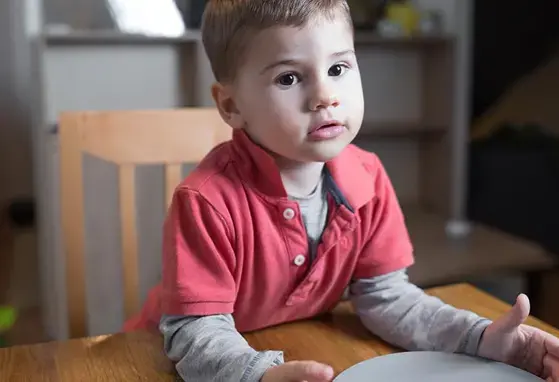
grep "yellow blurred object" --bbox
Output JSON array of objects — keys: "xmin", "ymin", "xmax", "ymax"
[
  {"xmin": 471, "ymin": 52, "xmax": 559, "ymax": 141},
  {"xmin": 385, "ymin": 0, "xmax": 420, "ymax": 36}
]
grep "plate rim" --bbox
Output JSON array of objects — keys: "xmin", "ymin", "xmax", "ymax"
[{"xmin": 333, "ymin": 351, "xmax": 542, "ymax": 381}]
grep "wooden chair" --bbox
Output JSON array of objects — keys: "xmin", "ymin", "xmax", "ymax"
[{"xmin": 58, "ymin": 108, "xmax": 232, "ymax": 339}]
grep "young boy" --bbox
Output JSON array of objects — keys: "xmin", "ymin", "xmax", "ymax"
[{"xmin": 125, "ymin": 0, "xmax": 559, "ymax": 380}]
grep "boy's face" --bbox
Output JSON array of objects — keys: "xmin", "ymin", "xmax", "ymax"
[{"xmin": 214, "ymin": 11, "xmax": 364, "ymax": 163}]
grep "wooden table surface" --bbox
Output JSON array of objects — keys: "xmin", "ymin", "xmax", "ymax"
[{"xmin": 1, "ymin": 283, "xmax": 558, "ymax": 381}]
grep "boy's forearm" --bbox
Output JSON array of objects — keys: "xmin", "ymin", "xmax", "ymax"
[
  {"xmin": 350, "ymin": 270, "xmax": 491, "ymax": 355},
  {"xmin": 160, "ymin": 314, "xmax": 283, "ymax": 381}
]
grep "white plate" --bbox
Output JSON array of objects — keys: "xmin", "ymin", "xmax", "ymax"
[{"xmin": 334, "ymin": 351, "xmax": 543, "ymax": 381}]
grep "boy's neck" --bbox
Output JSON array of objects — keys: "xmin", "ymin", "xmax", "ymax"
[{"xmin": 275, "ymin": 158, "xmax": 325, "ymax": 198}]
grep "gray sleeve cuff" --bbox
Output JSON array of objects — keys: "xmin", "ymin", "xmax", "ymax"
[
  {"xmin": 242, "ymin": 351, "xmax": 285, "ymax": 382},
  {"xmin": 461, "ymin": 318, "xmax": 492, "ymax": 356}
]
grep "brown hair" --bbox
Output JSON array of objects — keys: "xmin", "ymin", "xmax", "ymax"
[{"xmin": 201, "ymin": 0, "xmax": 352, "ymax": 83}]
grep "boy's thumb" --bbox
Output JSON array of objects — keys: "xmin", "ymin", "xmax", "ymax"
[
  {"xmin": 493, "ymin": 294, "xmax": 530, "ymax": 333},
  {"xmin": 282, "ymin": 360, "xmax": 334, "ymax": 381}
]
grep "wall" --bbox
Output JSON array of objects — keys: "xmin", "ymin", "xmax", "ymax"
[{"xmin": 0, "ymin": 0, "xmax": 34, "ymax": 206}]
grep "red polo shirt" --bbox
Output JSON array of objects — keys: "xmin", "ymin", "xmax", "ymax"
[{"xmin": 124, "ymin": 129, "xmax": 414, "ymax": 333}]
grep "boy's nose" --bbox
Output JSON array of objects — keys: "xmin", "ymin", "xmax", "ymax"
[{"xmin": 308, "ymin": 85, "xmax": 340, "ymax": 111}]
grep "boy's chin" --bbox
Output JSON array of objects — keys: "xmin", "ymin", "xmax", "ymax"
[{"xmin": 305, "ymin": 144, "xmax": 348, "ymax": 162}]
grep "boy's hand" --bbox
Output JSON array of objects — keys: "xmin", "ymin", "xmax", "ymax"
[
  {"xmin": 477, "ymin": 294, "xmax": 559, "ymax": 380},
  {"xmin": 261, "ymin": 360, "xmax": 334, "ymax": 382}
]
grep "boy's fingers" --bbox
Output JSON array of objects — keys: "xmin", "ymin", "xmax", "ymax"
[
  {"xmin": 282, "ymin": 360, "xmax": 334, "ymax": 381},
  {"xmin": 494, "ymin": 294, "xmax": 530, "ymax": 333}
]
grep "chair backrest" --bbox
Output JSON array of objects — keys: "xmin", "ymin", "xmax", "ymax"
[{"xmin": 58, "ymin": 107, "xmax": 232, "ymax": 338}]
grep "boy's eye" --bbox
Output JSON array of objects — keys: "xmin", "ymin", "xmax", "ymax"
[
  {"xmin": 276, "ymin": 73, "xmax": 299, "ymax": 86},
  {"xmin": 328, "ymin": 64, "xmax": 347, "ymax": 77}
]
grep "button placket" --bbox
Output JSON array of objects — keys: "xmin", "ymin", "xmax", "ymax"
[
  {"xmin": 279, "ymin": 203, "xmax": 307, "ymax": 266},
  {"xmin": 286, "ymin": 213, "xmax": 357, "ymax": 308}
]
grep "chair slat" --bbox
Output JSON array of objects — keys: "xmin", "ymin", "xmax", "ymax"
[
  {"xmin": 119, "ymin": 165, "xmax": 140, "ymax": 319},
  {"xmin": 165, "ymin": 164, "xmax": 183, "ymax": 208},
  {"xmin": 59, "ymin": 121, "xmax": 88, "ymax": 339}
]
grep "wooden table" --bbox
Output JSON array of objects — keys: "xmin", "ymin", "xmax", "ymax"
[{"xmin": 1, "ymin": 284, "xmax": 558, "ymax": 381}]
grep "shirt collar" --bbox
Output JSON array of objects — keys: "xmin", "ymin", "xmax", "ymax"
[{"xmin": 230, "ymin": 129, "xmax": 375, "ymax": 211}]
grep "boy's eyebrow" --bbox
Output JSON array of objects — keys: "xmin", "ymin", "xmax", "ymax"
[
  {"xmin": 260, "ymin": 59, "xmax": 299, "ymax": 75},
  {"xmin": 260, "ymin": 49, "xmax": 355, "ymax": 75},
  {"xmin": 332, "ymin": 49, "xmax": 355, "ymax": 58}
]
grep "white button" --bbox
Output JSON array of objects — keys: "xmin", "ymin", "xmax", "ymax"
[
  {"xmin": 283, "ymin": 208, "xmax": 295, "ymax": 220},
  {"xmin": 293, "ymin": 254, "xmax": 306, "ymax": 266}
]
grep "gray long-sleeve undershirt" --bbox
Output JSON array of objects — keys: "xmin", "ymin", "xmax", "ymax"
[{"xmin": 160, "ymin": 270, "xmax": 491, "ymax": 381}]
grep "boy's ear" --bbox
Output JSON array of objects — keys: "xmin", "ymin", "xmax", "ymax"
[{"xmin": 211, "ymin": 82, "xmax": 244, "ymax": 129}]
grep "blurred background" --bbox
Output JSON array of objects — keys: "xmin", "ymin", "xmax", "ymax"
[{"xmin": 1, "ymin": 0, "xmax": 558, "ymax": 346}]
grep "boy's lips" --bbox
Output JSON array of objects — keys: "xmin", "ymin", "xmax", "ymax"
[
  {"xmin": 308, "ymin": 120, "xmax": 344, "ymax": 134},
  {"xmin": 307, "ymin": 120, "xmax": 345, "ymax": 141}
]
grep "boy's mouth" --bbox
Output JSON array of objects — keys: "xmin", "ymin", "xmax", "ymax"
[
  {"xmin": 307, "ymin": 120, "xmax": 345, "ymax": 140},
  {"xmin": 308, "ymin": 120, "xmax": 344, "ymax": 134}
]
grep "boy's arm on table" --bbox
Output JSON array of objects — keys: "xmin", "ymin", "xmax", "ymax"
[
  {"xmin": 350, "ymin": 270, "xmax": 491, "ymax": 355},
  {"xmin": 161, "ymin": 189, "xmax": 283, "ymax": 381},
  {"xmin": 160, "ymin": 314, "xmax": 283, "ymax": 382},
  {"xmin": 351, "ymin": 155, "xmax": 490, "ymax": 355}
]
